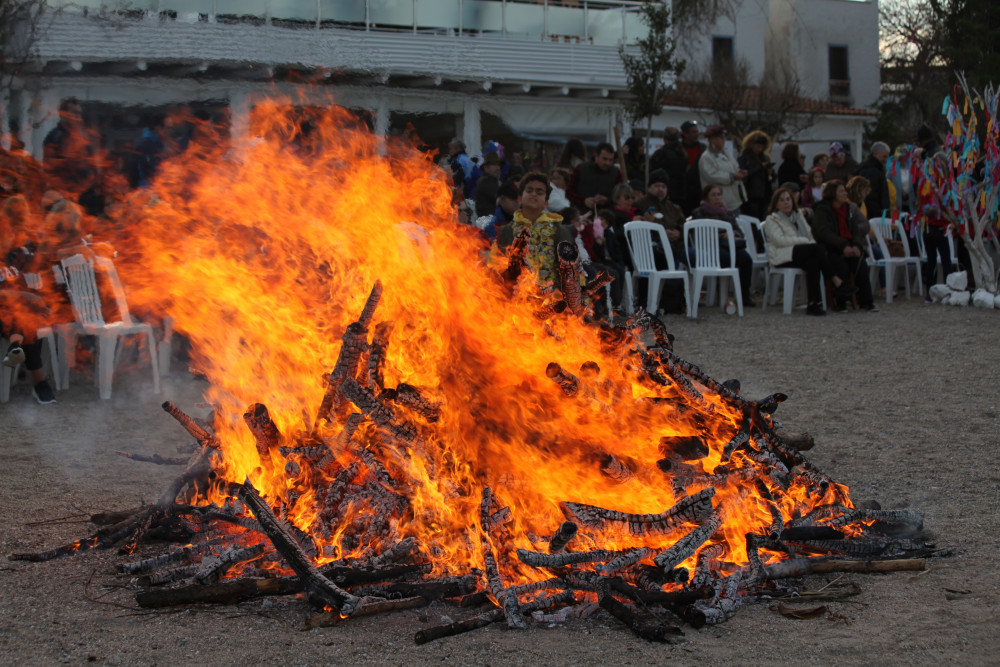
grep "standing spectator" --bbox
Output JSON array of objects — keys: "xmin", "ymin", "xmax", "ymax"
[
  {"xmin": 623, "ymin": 136, "xmax": 645, "ymax": 182},
  {"xmin": 648, "ymin": 126, "xmax": 687, "ymax": 205},
  {"xmin": 556, "ymin": 138, "xmax": 587, "ymax": 170},
  {"xmin": 567, "ymin": 141, "xmax": 622, "ymax": 213},
  {"xmin": 917, "ymin": 152, "xmax": 953, "ymax": 299},
  {"xmin": 857, "ymin": 142, "xmax": 891, "ymax": 218},
  {"xmin": 680, "ymin": 120, "xmax": 706, "ymax": 215},
  {"xmin": 738, "ymin": 130, "xmax": 774, "ymax": 220},
  {"xmin": 823, "ymin": 142, "xmax": 859, "ymax": 183},
  {"xmin": 812, "ymin": 153, "xmax": 830, "ymax": 171},
  {"xmin": 698, "ymin": 125, "xmax": 747, "ymax": 216},
  {"xmin": 474, "ymin": 152, "xmax": 503, "ymax": 217},
  {"xmin": 777, "ymin": 142, "xmax": 808, "ymax": 187},
  {"xmin": 809, "ymin": 180, "xmax": 877, "ymax": 312},
  {"xmin": 480, "ymin": 180, "xmax": 520, "ymax": 241},
  {"xmin": 916, "ymin": 125, "xmax": 941, "ymax": 157},
  {"xmin": 447, "ymin": 138, "xmax": 474, "ymax": 197},
  {"xmin": 132, "ymin": 114, "xmax": 167, "ymax": 188}
]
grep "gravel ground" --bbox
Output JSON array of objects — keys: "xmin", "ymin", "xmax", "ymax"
[{"xmin": 1, "ymin": 298, "xmax": 998, "ymax": 666}]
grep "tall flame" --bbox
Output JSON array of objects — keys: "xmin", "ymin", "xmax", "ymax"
[{"xmin": 114, "ymin": 98, "xmax": 849, "ymax": 579}]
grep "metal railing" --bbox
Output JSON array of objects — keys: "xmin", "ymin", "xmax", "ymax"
[{"xmin": 55, "ymin": 0, "xmax": 653, "ymax": 45}]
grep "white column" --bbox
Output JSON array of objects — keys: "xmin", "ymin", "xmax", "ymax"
[{"xmin": 463, "ymin": 99, "xmax": 481, "ymax": 158}]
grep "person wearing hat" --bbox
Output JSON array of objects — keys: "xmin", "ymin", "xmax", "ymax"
[
  {"xmin": 698, "ymin": 124, "xmax": 747, "ymax": 215},
  {"xmin": 738, "ymin": 130, "xmax": 774, "ymax": 220},
  {"xmin": 473, "ymin": 151, "xmax": 504, "ymax": 218},
  {"xmin": 634, "ymin": 169, "xmax": 688, "ymax": 314},
  {"xmin": 480, "ymin": 179, "xmax": 521, "ymax": 241},
  {"xmin": 823, "ymin": 142, "xmax": 858, "ymax": 183}
]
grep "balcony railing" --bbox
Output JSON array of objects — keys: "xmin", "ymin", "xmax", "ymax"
[{"xmin": 54, "ymin": 0, "xmax": 652, "ymax": 46}]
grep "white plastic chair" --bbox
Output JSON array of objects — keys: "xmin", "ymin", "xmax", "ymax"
[
  {"xmin": 736, "ymin": 215, "xmax": 769, "ymax": 293},
  {"xmin": 55, "ymin": 253, "xmax": 160, "ymax": 400},
  {"xmin": 684, "ymin": 219, "xmax": 743, "ymax": 317},
  {"xmin": 868, "ymin": 218, "xmax": 914, "ymax": 302},
  {"xmin": 623, "ymin": 221, "xmax": 692, "ymax": 318}
]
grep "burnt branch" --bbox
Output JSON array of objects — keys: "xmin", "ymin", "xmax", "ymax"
[
  {"xmin": 560, "ymin": 487, "xmax": 715, "ymax": 536},
  {"xmin": 367, "ymin": 321, "xmax": 394, "ymax": 390},
  {"xmin": 548, "ymin": 521, "xmax": 578, "ymax": 554},
  {"xmin": 556, "ymin": 241, "xmax": 584, "ymax": 315},
  {"xmin": 243, "ymin": 403, "xmax": 282, "ymax": 468},
  {"xmin": 596, "ymin": 578, "xmax": 685, "ymax": 643},
  {"xmin": 653, "ymin": 508, "xmax": 724, "ymax": 570}
]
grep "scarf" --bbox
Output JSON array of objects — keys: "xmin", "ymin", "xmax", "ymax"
[
  {"xmin": 697, "ymin": 200, "xmax": 729, "ymax": 217},
  {"xmin": 834, "ymin": 203, "xmax": 851, "ymax": 240}
]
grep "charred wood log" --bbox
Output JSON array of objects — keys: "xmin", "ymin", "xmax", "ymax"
[
  {"xmin": 364, "ymin": 537, "xmax": 418, "ymax": 569},
  {"xmin": 501, "ymin": 228, "xmax": 531, "ymax": 286},
  {"xmin": 193, "ymin": 543, "xmax": 267, "ymax": 585},
  {"xmin": 316, "ymin": 322, "xmax": 370, "ymax": 427},
  {"xmin": 560, "ymin": 487, "xmax": 715, "ymax": 536},
  {"xmin": 556, "ymin": 241, "xmax": 584, "ymax": 315},
  {"xmin": 595, "ymin": 547, "xmax": 653, "ymax": 576},
  {"xmin": 394, "ymin": 383, "xmax": 441, "ymax": 423},
  {"xmin": 690, "ymin": 544, "xmax": 726, "ymax": 589},
  {"xmin": 596, "ymin": 578, "xmax": 685, "ymax": 643},
  {"xmin": 755, "ymin": 480, "xmax": 784, "ymax": 540},
  {"xmin": 517, "ymin": 547, "xmax": 648, "ymax": 569},
  {"xmin": 243, "ymin": 403, "xmax": 282, "ymax": 470},
  {"xmin": 340, "ymin": 378, "xmax": 418, "ymax": 444},
  {"xmin": 237, "ymin": 480, "xmax": 360, "ymax": 615},
  {"xmin": 659, "ymin": 436, "xmax": 709, "ymax": 462},
  {"xmin": 140, "ymin": 564, "xmax": 201, "ymax": 587},
  {"xmin": 367, "ymin": 321, "xmax": 394, "ymax": 390},
  {"xmin": 599, "ymin": 454, "xmax": 635, "ymax": 484},
  {"xmin": 693, "ymin": 571, "xmax": 743, "ymax": 625},
  {"xmin": 646, "ymin": 317, "xmax": 675, "ymax": 352},
  {"xmin": 763, "ymin": 557, "xmax": 927, "ymax": 580},
  {"xmin": 653, "ymin": 508, "xmax": 724, "ymax": 571},
  {"xmin": 548, "ymin": 521, "xmax": 578, "ymax": 554},
  {"xmin": 357, "ymin": 280, "xmax": 383, "ymax": 329},
  {"xmin": 115, "ymin": 451, "xmax": 188, "ymax": 465},
  {"xmin": 136, "ymin": 576, "xmax": 306, "ymax": 608},
  {"xmin": 304, "ymin": 595, "xmax": 428, "ymax": 630},
  {"xmin": 316, "ymin": 414, "xmax": 363, "ymax": 473},
  {"xmin": 413, "ymin": 590, "xmax": 575, "ymax": 645},
  {"xmin": 120, "ymin": 537, "xmax": 229, "ymax": 574},
  {"xmin": 545, "ymin": 362, "xmax": 580, "ymax": 397},
  {"xmin": 350, "ymin": 576, "xmax": 476, "ymax": 601},
  {"xmin": 161, "ymin": 401, "xmax": 218, "ymax": 448},
  {"xmin": 479, "ymin": 488, "xmax": 524, "ymax": 628}
]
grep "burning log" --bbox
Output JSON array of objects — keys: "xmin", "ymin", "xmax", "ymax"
[
  {"xmin": 193, "ymin": 543, "xmax": 267, "ymax": 585},
  {"xmin": 659, "ymin": 436, "xmax": 709, "ymax": 462},
  {"xmin": 316, "ymin": 414, "xmax": 363, "ymax": 473},
  {"xmin": 243, "ymin": 403, "xmax": 282, "ymax": 469},
  {"xmin": 357, "ymin": 279, "xmax": 383, "ymax": 329},
  {"xmin": 546, "ymin": 362, "xmax": 580, "ymax": 396},
  {"xmin": 500, "ymin": 228, "xmax": 531, "ymax": 286},
  {"xmin": 367, "ymin": 321, "xmax": 394, "ymax": 390},
  {"xmin": 236, "ymin": 479, "xmax": 360, "ymax": 615},
  {"xmin": 596, "ymin": 578, "xmax": 685, "ymax": 643},
  {"xmin": 559, "ymin": 487, "xmax": 715, "ymax": 536},
  {"xmin": 413, "ymin": 591, "xmax": 576, "ymax": 645},
  {"xmin": 755, "ymin": 480, "xmax": 785, "ymax": 540},
  {"xmin": 653, "ymin": 508, "xmax": 724, "ymax": 571},
  {"xmin": 120, "ymin": 536, "xmax": 230, "ymax": 574},
  {"xmin": 304, "ymin": 595, "xmax": 429, "ymax": 630},
  {"xmin": 316, "ymin": 321, "xmax": 371, "ymax": 426},
  {"xmin": 547, "ymin": 521, "xmax": 578, "ymax": 554},
  {"xmin": 599, "ymin": 454, "xmax": 634, "ymax": 484},
  {"xmin": 694, "ymin": 571, "xmax": 743, "ymax": 625},
  {"xmin": 516, "ymin": 547, "xmax": 649, "ymax": 569},
  {"xmin": 339, "ymin": 378, "xmax": 418, "ymax": 444},
  {"xmin": 556, "ymin": 241, "xmax": 584, "ymax": 315},
  {"xmin": 393, "ymin": 382, "xmax": 441, "ymax": 423},
  {"xmin": 161, "ymin": 401, "xmax": 218, "ymax": 448},
  {"xmin": 116, "ymin": 451, "xmax": 188, "ymax": 465},
  {"xmin": 595, "ymin": 547, "xmax": 653, "ymax": 576},
  {"xmin": 646, "ymin": 317, "xmax": 675, "ymax": 352},
  {"xmin": 479, "ymin": 488, "xmax": 524, "ymax": 628}
]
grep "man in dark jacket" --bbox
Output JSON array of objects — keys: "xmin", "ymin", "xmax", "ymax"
[
  {"xmin": 473, "ymin": 152, "xmax": 503, "ymax": 217},
  {"xmin": 648, "ymin": 127, "xmax": 687, "ymax": 206},
  {"xmin": 567, "ymin": 141, "xmax": 622, "ymax": 212},
  {"xmin": 857, "ymin": 142, "xmax": 891, "ymax": 218}
]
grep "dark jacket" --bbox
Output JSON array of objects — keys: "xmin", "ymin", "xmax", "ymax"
[
  {"xmin": 649, "ymin": 143, "xmax": 687, "ymax": 202},
  {"xmin": 473, "ymin": 172, "xmax": 501, "ymax": 218},
  {"xmin": 777, "ymin": 159, "xmax": 806, "ymax": 187},
  {"xmin": 857, "ymin": 155, "xmax": 890, "ymax": 218},
  {"xmin": 568, "ymin": 161, "xmax": 622, "ymax": 209},
  {"xmin": 810, "ymin": 200, "xmax": 869, "ymax": 253}
]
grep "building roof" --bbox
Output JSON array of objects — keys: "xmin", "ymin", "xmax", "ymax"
[{"xmin": 662, "ymin": 82, "xmax": 876, "ymax": 117}]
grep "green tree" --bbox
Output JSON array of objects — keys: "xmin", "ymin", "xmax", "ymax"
[{"xmin": 619, "ymin": 1, "xmax": 685, "ymax": 184}]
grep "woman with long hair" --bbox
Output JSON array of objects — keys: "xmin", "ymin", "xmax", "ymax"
[{"xmin": 738, "ymin": 130, "xmax": 774, "ymax": 220}]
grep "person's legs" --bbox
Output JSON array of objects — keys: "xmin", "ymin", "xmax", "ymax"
[
  {"xmin": 787, "ymin": 244, "xmax": 824, "ymax": 305},
  {"xmin": 923, "ymin": 229, "xmax": 944, "ymax": 288}
]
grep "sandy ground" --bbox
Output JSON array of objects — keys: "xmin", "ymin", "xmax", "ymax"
[{"xmin": 1, "ymin": 298, "xmax": 999, "ymax": 666}]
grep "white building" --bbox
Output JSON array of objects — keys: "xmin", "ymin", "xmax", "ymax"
[{"xmin": 7, "ymin": 0, "xmax": 878, "ymax": 167}]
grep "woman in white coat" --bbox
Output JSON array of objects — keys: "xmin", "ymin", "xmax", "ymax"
[{"xmin": 763, "ymin": 187, "xmax": 858, "ymax": 316}]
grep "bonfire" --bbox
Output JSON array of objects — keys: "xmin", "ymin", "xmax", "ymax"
[{"xmin": 9, "ymin": 101, "xmax": 941, "ymax": 642}]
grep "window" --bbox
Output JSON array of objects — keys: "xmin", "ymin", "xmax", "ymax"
[
  {"xmin": 712, "ymin": 36, "xmax": 734, "ymax": 71},
  {"xmin": 828, "ymin": 45, "xmax": 850, "ymax": 102}
]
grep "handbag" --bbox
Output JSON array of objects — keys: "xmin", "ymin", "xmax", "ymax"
[{"xmin": 885, "ymin": 239, "xmax": 905, "ymax": 257}]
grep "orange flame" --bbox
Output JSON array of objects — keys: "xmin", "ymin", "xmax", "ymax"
[{"xmin": 108, "ymin": 97, "xmax": 851, "ymax": 580}]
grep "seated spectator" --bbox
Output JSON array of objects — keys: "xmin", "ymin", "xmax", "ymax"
[
  {"xmin": 812, "ymin": 153, "xmax": 830, "ymax": 171},
  {"xmin": 0, "ymin": 197, "xmax": 57, "ymax": 403},
  {"xmin": 823, "ymin": 142, "xmax": 859, "ymax": 183},
  {"xmin": 610, "ymin": 182, "xmax": 638, "ymax": 244},
  {"xmin": 777, "ymin": 142, "xmax": 808, "ymax": 187},
  {"xmin": 689, "ymin": 184, "xmax": 756, "ymax": 307},
  {"xmin": 593, "ymin": 208, "xmax": 628, "ymax": 313},
  {"xmin": 698, "ymin": 125, "xmax": 747, "ymax": 216},
  {"xmin": 633, "ymin": 169, "xmax": 688, "ymax": 314},
  {"xmin": 809, "ymin": 180, "xmax": 878, "ymax": 312},
  {"xmin": 497, "ymin": 172, "xmax": 574, "ymax": 292},
  {"xmin": 563, "ymin": 206, "xmax": 620, "ymax": 320},
  {"xmin": 801, "ymin": 167, "xmax": 825, "ymax": 210},
  {"xmin": 547, "ymin": 167, "xmax": 572, "ymax": 211},
  {"xmin": 762, "ymin": 187, "xmax": 858, "ymax": 316},
  {"xmin": 648, "ymin": 127, "xmax": 686, "ymax": 203},
  {"xmin": 846, "ymin": 175, "xmax": 872, "ymax": 219}
]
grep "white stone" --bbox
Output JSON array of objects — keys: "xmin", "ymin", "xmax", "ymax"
[
  {"xmin": 928, "ymin": 284, "xmax": 951, "ymax": 302},
  {"xmin": 946, "ymin": 290, "xmax": 970, "ymax": 306},
  {"xmin": 946, "ymin": 271, "xmax": 968, "ymax": 291},
  {"xmin": 972, "ymin": 288, "xmax": 996, "ymax": 309}
]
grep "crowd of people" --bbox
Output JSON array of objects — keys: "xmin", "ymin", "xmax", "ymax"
[{"xmin": 457, "ymin": 121, "xmax": 988, "ymax": 317}]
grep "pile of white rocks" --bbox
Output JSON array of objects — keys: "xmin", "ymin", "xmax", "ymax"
[{"xmin": 927, "ymin": 271, "xmax": 1000, "ymax": 308}]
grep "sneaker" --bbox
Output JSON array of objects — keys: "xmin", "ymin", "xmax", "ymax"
[
  {"xmin": 833, "ymin": 283, "xmax": 859, "ymax": 299},
  {"xmin": 861, "ymin": 303, "xmax": 879, "ymax": 312},
  {"xmin": 32, "ymin": 380, "xmax": 57, "ymax": 405},
  {"xmin": 2, "ymin": 344, "xmax": 25, "ymax": 368},
  {"xmin": 805, "ymin": 304, "xmax": 826, "ymax": 316}
]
